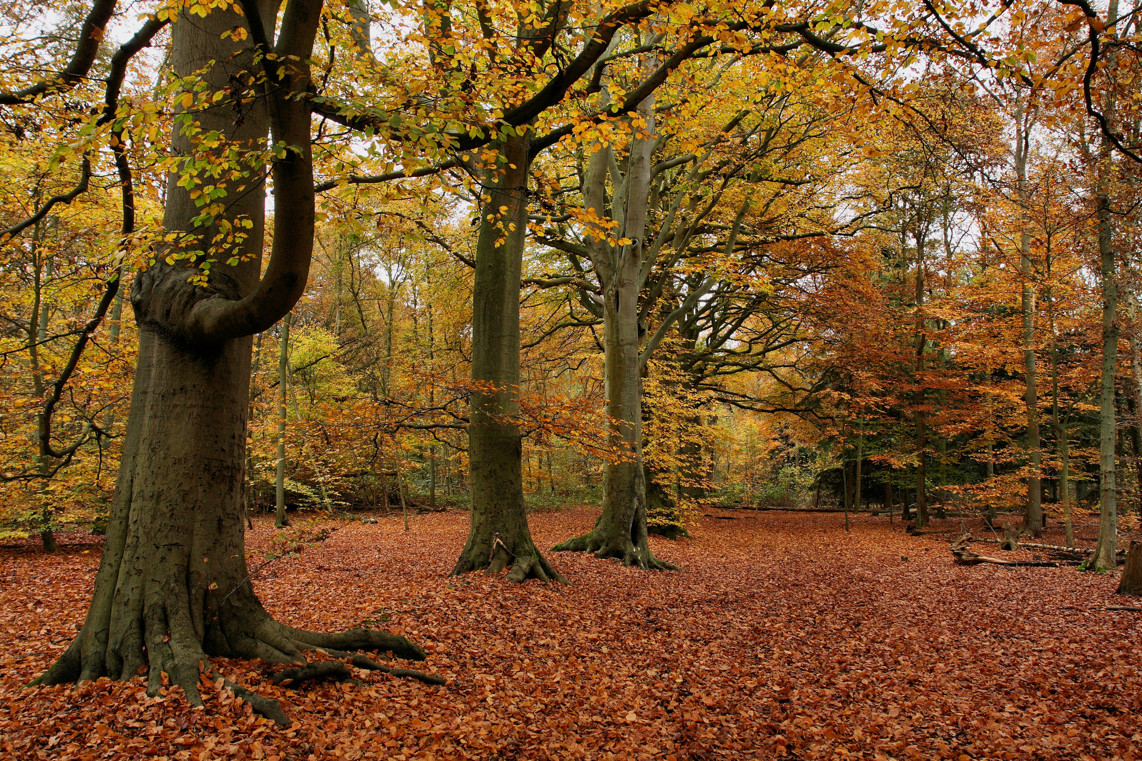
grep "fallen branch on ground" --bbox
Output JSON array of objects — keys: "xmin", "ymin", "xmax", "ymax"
[{"xmin": 950, "ymin": 535, "xmax": 1060, "ymax": 568}]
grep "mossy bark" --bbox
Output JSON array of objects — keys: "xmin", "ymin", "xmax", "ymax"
[
  {"xmin": 37, "ymin": 1, "xmax": 425, "ymax": 715},
  {"xmin": 453, "ymin": 134, "xmax": 562, "ymax": 583}
]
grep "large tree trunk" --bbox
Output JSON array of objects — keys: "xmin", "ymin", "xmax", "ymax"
[
  {"xmin": 552, "ymin": 92, "xmax": 673, "ymax": 570},
  {"xmin": 453, "ymin": 133, "xmax": 562, "ymax": 582},
  {"xmin": 37, "ymin": 0, "xmax": 426, "ymax": 716},
  {"xmin": 1088, "ymin": 0, "xmax": 1121, "ymax": 571},
  {"xmin": 554, "ymin": 259, "xmax": 673, "ymax": 568}
]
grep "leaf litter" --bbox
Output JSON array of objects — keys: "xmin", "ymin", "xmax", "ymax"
[{"xmin": 0, "ymin": 507, "xmax": 1139, "ymax": 760}]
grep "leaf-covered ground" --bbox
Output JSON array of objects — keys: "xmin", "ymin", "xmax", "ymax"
[{"xmin": 1, "ymin": 506, "xmax": 1140, "ymax": 760}]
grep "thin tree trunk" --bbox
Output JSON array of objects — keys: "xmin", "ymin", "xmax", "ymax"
[
  {"xmin": 398, "ymin": 471, "xmax": 409, "ymax": 532},
  {"xmin": 1015, "ymin": 96, "xmax": 1043, "ymax": 537},
  {"xmin": 29, "ymin": 218, "xmax": 59, "ymax": 553},
  {"xmin": 842, "ymin": 458, "xmax": 851, "ymax": 532},
  {"xmin": 275, "ymin": 312, "xmax": 291, "ymax": 528},
  {"xmin": 1088, "ymin": 0, "xmax": 1121, "ymax": 571},
  {"xmin": 1130, "ymin": 327, "xmax": 1142, "ymax": 514},
  {"xmin": 1048, "ymin": 286, "xmax": 1076, "ymax": 548},
  {"xmin": 914, "ymin": 232, "xmax": 929, "ymax": 529}
]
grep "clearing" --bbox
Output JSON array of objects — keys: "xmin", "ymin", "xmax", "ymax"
[{"xmin": 1, "ymin": 506, "xmax": 1139, "ymax": 760}]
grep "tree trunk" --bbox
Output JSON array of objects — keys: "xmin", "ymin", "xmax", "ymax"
[
  {"xmin": 30, "ymin": 223, "xmax": 58, "ymax": 553},
  {"xmin": 38, "ymin": 1, "xmax": 425, "ymax": 713},
  {"xmin": 453, "ymin": 133, "xmax": 561, "ymax": 583},
  {"xmin": 552, "ymin": 91, "xmax": 673, "ymax": 570},
  {"xmin": 1130, "ymin": 327, "xmax": 1142, "ymax": 514},
  {"xmin": 1049, "ymin": 308, "xmax": 1076, "ymax": 548},
  {"xmin": 1117, "ymin": 541, "xmax": 1142, "ymax": 596},
  {"xmin": 553, "ymin": 260, "xmax": 673, "ymax": 568},
  {"xmin": 1015, "ymin": 98, "xmax": 1043, "ymax": 537},
  {"xmin": 914, "ymin": 233, "xmax": 929, "ymax": 529},
  {"xmin": 1082, "ymin": 0, "xmax": 1121, "ymax": 573},
  {"xmin": 275, "ymin": 312, "xmax": 291, "ymax": 528}
]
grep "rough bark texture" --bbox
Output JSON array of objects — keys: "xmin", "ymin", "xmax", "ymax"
[
  {"xmin": 1089, "ymin": 160, "xmax": 1119, "ymax": 572},
  {"xmin": 1130, "ymin": 328, "xmax": 1142, "ymax": 515},
  {"xmin": 37, "ymin": 1, "xmax": 426, "ymax": 715},
  {"xmin": 1117, "ymin": 542, "xmax": 1142, "ymax": 596},
  {"xmin": 275, "ymin": 312, "xmax": 292, "ymax": 528},
  {"xmin": 913, "ymin": 233, "xmax": 929, "ymax": 530},
  {"xmin": 453, "ymin": 134, "xmax": 562, "ymax": 583}
]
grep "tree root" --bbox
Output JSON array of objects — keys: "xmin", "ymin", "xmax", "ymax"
[
  {"xmin": 271, "ymin": 661, "xmax": 354, "ymax": 687},
  {"xmin": 37, "ymin": 610, "xmax": 442, "ymax": 728},
  {"xmin": 215, "ymin": 673, "xmax": 290, "ymax": 727},
  {"xmin": 504, "ymin": 551, "xmax": 566, "ymax": 583},
  {"xmin": 319, "ymin": 647, "xmax": 447, "ymax": 685},
  {"xmin": 452, "ymin": 534, "xmax": 566, "ymax": 583},
  {"xmin": 554, "ymin": 532, "xmax": 678, "ymax": 571}
]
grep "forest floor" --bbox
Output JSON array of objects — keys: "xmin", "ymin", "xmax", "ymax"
[{"xmin": 1, "ymin": 505, "xmax": 1140, "ymax": 760}]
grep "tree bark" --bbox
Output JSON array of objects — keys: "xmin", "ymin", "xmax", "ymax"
[
  {"xmin": 913, "ymin": 231, "xmax": 929, "ymax": 529},
  {"xmin": 38, "ymin": 0, "xmax": 425, "ymax": 711},
  {"xmin": 453, "ymin": 133, "xmax": 562, "ymax": 582},
  {"xmin": 1048, "ymin": 294, "xmax": 1076, "ymax": 548},
  {"xmin": 1014, "ymin": 97, "xmax": 1043, "ymax": 537},
  {"xmin": 275, "ymin": 312, "xmax": 292, "ymax": 528},
  {"xmin": 1117, "ymin": 542, "xmax": 1142, "ymax": 596},
  {"xmin": 552, "ymin": 91, "xmax": 674, "ymax": 569},
  {"xmin": 1130, "ymin": 324, "xmax": 1142, "ymax": 515}
]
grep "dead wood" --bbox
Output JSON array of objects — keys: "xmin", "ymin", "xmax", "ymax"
[
  {"xmin": 950, "ymin": 537, "xmax": 1059, "ymax": 568},
  {"xmin": 1000, "ymin": 524, "xmax": 1021, "ymax": 551}
]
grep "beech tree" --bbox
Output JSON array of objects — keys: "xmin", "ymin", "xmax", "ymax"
[{"xmin": 3, "ymin": 0, "xmax": 431, "ymax": 721}]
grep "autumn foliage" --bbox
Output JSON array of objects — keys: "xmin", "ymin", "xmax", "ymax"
[{"xmin": 2, "ymin": 0, "xmax": 1142, "ymax": 754}]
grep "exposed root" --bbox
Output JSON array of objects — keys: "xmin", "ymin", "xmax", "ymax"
[
  {"xmin": 552, "ymin": 534, "xmax": 593, "ymax": 553},
  {"xmin": 452, "ymin": 533, "xmax": 566, "ymax": 583},
  {"xmin": 506, "ymin": 552, "xmax": 566, "ymax": 583},
  {"xmin": 554, "ymin": 531, "xmax": 677, "ymax": 571},
  {"xmin": 272, "ymin": 661, "xmax": 354, "ymax": 687},
  {"xmin": 216, "ymin": 673, "xmax": 290, "ymax": 727},
  {"xmin": 37, "ymin": 607, "xmax": 440, "ymax": 727},
  {"xmin": 281, "ymin": 625, "xmax": 427, "ymax": 661},
  {"xmin": 320, "ymin": 648, "xmax": 448, "ymax": 686}
]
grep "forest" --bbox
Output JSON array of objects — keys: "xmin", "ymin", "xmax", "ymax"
[{"xmin": 1, "ymin": 0, "xmax": 1141, "ymax": 757}]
